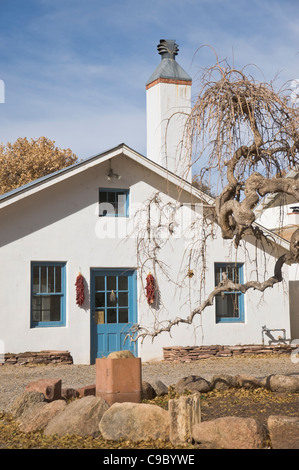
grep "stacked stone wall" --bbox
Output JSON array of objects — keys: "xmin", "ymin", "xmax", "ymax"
[
  {"xmin": 2, "ymin": 350, "xmax": 73, "ymax": 365},
  {"xmin": 163, "ymin": 344, "xmax": 295, "ymax": 362}
]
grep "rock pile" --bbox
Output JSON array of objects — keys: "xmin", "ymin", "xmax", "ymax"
[{"xmin": 6, "ymin": 372, "xmax": 299, "ymax": 449}]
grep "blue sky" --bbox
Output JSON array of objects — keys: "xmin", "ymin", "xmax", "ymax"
[{"xmin": 0, "ymin": 0, "xmax": 298, "ymax": 159}]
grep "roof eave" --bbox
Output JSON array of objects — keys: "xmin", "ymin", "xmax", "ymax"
[{"xmin": 0, "ymin": 143, "xmax": 213, "ymax": 209}]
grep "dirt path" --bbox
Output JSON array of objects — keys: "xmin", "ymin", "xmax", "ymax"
[{"xmin": 0, "ymin": 354, "xmax": 298, "ymax": 412}]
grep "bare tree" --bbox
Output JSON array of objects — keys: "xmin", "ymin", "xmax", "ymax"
[{"xmin": 130, "ymin": 56, "xmax": 299, "ymax": 343}]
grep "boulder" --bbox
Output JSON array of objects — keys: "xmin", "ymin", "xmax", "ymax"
[
  {"xmin": 192, "ymin": 416, "xmax": 266, "ymax": 449},
  {"xmin": 142, "ymin": 381, "xmax": 157, "ymax": 400},
  {"xmin": 99, "ymin": 402, "xmax": 169, "ymax": 442},
  {"xmin": 25, "ymin": 378, "xmax": 62, "ymax": 401},
  {"xmin": 44, "ymin": 396, "xmax": 109, "ymax": 437},
  {"xmin": 10, "ymin": 391, "xmax": 46, "ymax": 419},
  {"xmin": 175, "ymin": 375, "xmax": 212, "ymax": 394},
  {"xmin": 268, "ymin": 415, "xmax": 299, "ymax": 449},
  {"xmin": 233, "ymin": 374, "xmax": 261, "ymax": 389},
  {"xmin": 17, "ymin": 400, "xmax": 67, "ymax": 433},
  {"xmin": 152, "ymin": 380, "xmax": 168, "ymax": 397},
  {"xmin": 266, "ymin": 375, "xmax": 299, "ymax": 393},
  {"xmin": 211, "ymin": 374, "xmax": 235, "ymax": 391},
  {"xmin": 107, "ymin": 350, "xmax": 135, "ymax": 359},
  {"xmin": 169, "ymin": 393, "xmax": 201, "ymax": 445}
]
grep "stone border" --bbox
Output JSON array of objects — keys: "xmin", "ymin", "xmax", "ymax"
[
  {"xmin": 163, "ymin": 344, "xmax": 296, "ymax": 362},
  {"xmin": 2, "ymin": 351, "xmax": 73, "ymax": 366},
  {"xmin": 7, "ymin": 372, "xmax": 299, "ymax": 449}
]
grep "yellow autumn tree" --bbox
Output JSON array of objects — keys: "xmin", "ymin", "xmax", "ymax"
[{"xmin": 0, "ymin": 136, "xmax": 77, "ymax": 195}]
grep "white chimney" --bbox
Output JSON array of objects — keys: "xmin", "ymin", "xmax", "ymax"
[{"xmin": 146, "ymin": 39, "xmax": 192, "ymax": 182}]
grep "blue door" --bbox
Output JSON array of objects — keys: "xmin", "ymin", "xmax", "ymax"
[{"xmin": 90, "ymin": 269, "xmax": 137, "ymax": 362}]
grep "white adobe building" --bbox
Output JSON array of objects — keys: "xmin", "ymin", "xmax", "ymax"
[
  {"xmin": 0, "ymin": 40, "xmax": 296, "ymax": 364},
  {"xmin": 254, "ymin": 172, "xmax": 299, "ymax": 341}
]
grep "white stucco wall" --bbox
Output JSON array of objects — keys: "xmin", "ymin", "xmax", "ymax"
[
  {"xmin": 146, "ymin": 81, "xmax": 192, "ymax": 182},
  {"xmin": 0, "ymin": 153, "xmax": 292, "ymax": 363},
  {"xmin": 256, "ymin": 204, "xmax": 299, "ymax": 230},
  {"xmin": 137, "ymin": 225, "xmax": 291, "ymax": 361}
]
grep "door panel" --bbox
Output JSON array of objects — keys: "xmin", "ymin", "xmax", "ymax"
[{"xmin": 90, "ymin": 269, "xmax": 137, "ymax": 362}]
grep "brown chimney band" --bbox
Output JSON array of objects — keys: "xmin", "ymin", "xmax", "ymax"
[{"xmin": 146, "ymin": 77, "xmax": 192, "ymax": 90}]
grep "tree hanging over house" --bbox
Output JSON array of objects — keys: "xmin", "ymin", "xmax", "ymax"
[
  {"xmin": 0, "ymin": 136, "xmax": 77, "ymax": 195},
  {"xmin": 131, "ymin": 53, "xmax": 299, "ymax": 343},
  {"xmin": 188, "ymin": 58, "xmax": 299, "ymax": 250}
]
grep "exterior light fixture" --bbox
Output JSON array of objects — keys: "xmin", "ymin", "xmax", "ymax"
[{"xmin": 106, "ymin": 160, "xmax": 121, "ymax": 180}]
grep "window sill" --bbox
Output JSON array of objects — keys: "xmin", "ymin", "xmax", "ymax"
[
  {"xmin": 31, "ymin": 323, "xmax": 66, "ymax": 328},
  {"xmin": 216, "ymin": 318, "xmax": 245, "ymax": 324}
]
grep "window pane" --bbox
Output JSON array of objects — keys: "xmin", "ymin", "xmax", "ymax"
[
  {"xmin": 95, "ymin": 276, "xmax": 105, "ymax": 291},
  {"xmin": 107, "ymin": 192, "xmax": 116, "ymax": 204},
  {"xmin": 50, "ymin": 296, "xmax": 61, "ymax": 321},
  {"xmin": 107, "ymin": 291, "xmax": 117, "ymax": 306},
  {"xmin": 32, "ymin": 297, "xmax": 42, "ymax": 321},
  {"xmin": 33, "ymin": 266, "xmax": 40, "ymax": 294},
  {"xmin": 119, "ymin": 308, "xmax": 128, "ymax": 323},
  {"xmin": 32, "ymin": 295, "xmax": 61, "ymax": 322},
  {"xmin": 216, "ymin": 294, "xmax": 240, "ymax": 319},
  {"xmin": 226, "ymin": 266, "xmax": 238, "ymax": 282},
  {"xmin": 119, "ymin": 292, "xmax": 128, "ymax": 307},
  {"xmin": 117, "ymin": 192, "xmax": 126, "ymax": 215},
  {"xmin": 118, "ymin": 276, "xmax": 128, "ymax": 290},
  {"xmin": 215, "ymin": 267, "xmax": 221, "ymax": 285},
  {"xmin": 55, "ymin": 267, "xmax": 61, "ymax": 293},
  {"xmin": 95, "ymin": 292, "xmax": 105, "ymax": 308},
  {"xmin": 95, "ymin": 310, "xmax": 105, "ymax": 324},
  {"xmin": 107, "ymin": 276, "xmax": 116, "ymax": 290},
  {"xmin": 41, "ymin": 266, "xmax": 47, "ymax": 293},
  {"xmin": 99, "ymin": 191, "xmax": 107, "ymax": 204},
  {"xmin": 106, "ymin": 193, "xmax": 117, "ymax": 213},
  {"xmin": 48, "ymin": 266, "xmax": 55, "ymax": 293},
  {"xmin": 107, "ymin": 309, "xmax": 117, "ymax": 323}
]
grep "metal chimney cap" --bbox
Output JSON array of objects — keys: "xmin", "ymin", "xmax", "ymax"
[
  {"xmin": 146, "ymin": 39, "xmax": 192, "ymax": 86},
  {"xmin": 157, "ymin": 39, "xmax": 179, "ymax": 60}
]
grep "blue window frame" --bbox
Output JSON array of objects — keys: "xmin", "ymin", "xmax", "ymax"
[
  {"xmin": 31, "ymin": 262, "xmax": 66, "ymax": 327},
  {"xmin": 99, "ymin": 188, "xmax": 129, "ymax": 217},
  {"xmin": 215, "ymin": 263, "xmax": 244, "ymax": 323}
]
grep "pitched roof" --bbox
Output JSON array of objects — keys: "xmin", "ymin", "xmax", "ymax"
[
  {"xmin": 0, "ymin": 143, "xmax": 213, "ymax": 208},
  {"xmin": 0, "ymin": 142, "xmax": 290, "ymax": 251}
]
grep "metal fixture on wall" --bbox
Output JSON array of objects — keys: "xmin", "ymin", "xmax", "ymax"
[
  {"xmin": 262, "ymin": 325, "xmax": 286, "ymax": 344},
  {"xmin": 106, "ymin": 159, "xmax": 121, "ymax": 181}
]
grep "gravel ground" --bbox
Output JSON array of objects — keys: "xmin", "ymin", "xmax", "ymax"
[{"xmin": 0, "ymin": 355, "xmax": 298, "ymax": 412}]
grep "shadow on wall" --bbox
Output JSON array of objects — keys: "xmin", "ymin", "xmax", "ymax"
[
  {"xmin": 0, "ymin": 169, "xmax": 97, "ymax": 248},
  {"xmin": 289, "ymin": 280, "xmax": 299, "ymax": 340}
]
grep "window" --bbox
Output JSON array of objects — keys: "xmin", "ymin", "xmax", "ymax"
[
  {"xmin": 31, "ymin": 262, "xmax": 66, "ymax": 327},
  {"xmin": 99, "ymin": 189, "xmax": 129, "ymax": 217},
  {"xmin": 94, "ymin": 272, "xmax": 130, "ymax": 324},
  {"xmin": 215, "ymin": 263, "xmax": 244, "ymax": 323}
]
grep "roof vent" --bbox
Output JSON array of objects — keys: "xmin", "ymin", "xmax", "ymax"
[{"xmin": 157, "ymin": 39, "xmax": 179, "ymax": 60}]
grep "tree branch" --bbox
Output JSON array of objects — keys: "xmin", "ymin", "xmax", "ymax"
[{"xmin": 130, "ymin": 253, "xmax": 289, "ymax": 343}]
